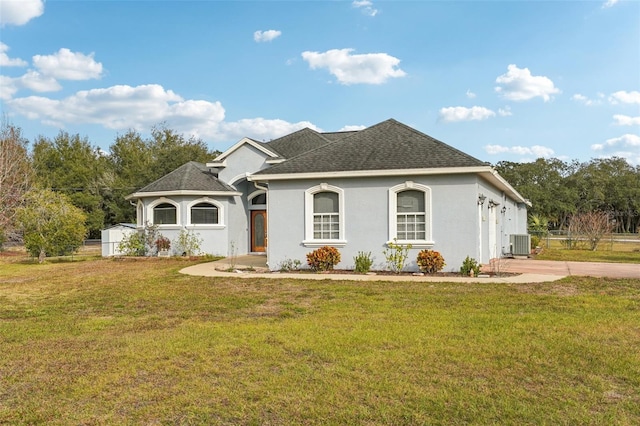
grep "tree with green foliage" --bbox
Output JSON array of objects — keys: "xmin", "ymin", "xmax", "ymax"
[
  {"xmin": 0, "ymin": 119, "xmax": 32, "ymax": 246},
  {"xmin": 106, "ymin": 125, "xmax": 220, "ymax": 224},
  {"xmin": 17, "ymin": 189, "xmax": 87, "ymax": 262},
  {"xmin": 32, "ymin": 131, "xmax": 107, "ymax": 238}
]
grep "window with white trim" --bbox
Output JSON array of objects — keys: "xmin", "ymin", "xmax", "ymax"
[
  {"xmin": 190, "ymin": 202, "xmax": 218, "ymax": 224},
  {"xmin": 396, "ymin": 190, "xmax": 426, "ymax": 240},
  {"xmin": 389, "ymin": 182, "xmax": 432, "ymax": 246},
  {"xmin": 153, "ymin": 202, "xmax": 177, "ymax": 225},
  {"xmin": 304, "ymin": 184, "xmax": 346, "ymax": 247},
  {"xmin": 313, "ymin": 192, "xmax": 339, "ymax": 239}
]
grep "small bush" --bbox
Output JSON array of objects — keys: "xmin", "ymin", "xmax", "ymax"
[
  {"xmin": 174, "ymin": 229, "xmax": 203, "ymax": 256},
  {"xmin": 117, "ymin": 232, "xmax": 145, "ymax": 256},
  {"xmin": 416, "ymin": 249, "xmax": 445, "ymax": 274},
  {"xmin": 279, "ymin": 258, "xmax": 302, "ymax": 272},
  {"xmin": 460, "ymin": 256, "xmax": 481, "ymax": 277},
  {"xmin": 155, "ymin": 236, "xmax": 171, "ymax": 252},
  {"xmin": 383, "ymin": 239, "xmax": 412, "ymax": 273},
  {"xmin": 530, "ymin": 235, "xmax": 541, "ymax": 250},
  {"xmin": 306, "ymin": 246, "xmax": 341, "ymax": 272},
  {"xmin": 353, "ymin": 251, "xmax": 373, "ymax": 274}
]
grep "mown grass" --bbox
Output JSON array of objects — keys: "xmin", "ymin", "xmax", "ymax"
[
  {"xmin": 1, "ymin": 257, "xmax": 639, "ymax": 424},
  {"xmin": 536, "ymin": 237, "xmax": 640, "ymax": 263}
]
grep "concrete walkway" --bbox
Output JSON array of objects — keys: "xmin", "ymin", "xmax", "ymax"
[{"xmin": 180, "ymin": 255, "xmax": 568, "ymax": 283}]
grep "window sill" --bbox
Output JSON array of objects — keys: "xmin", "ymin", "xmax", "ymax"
[
  {"xmin": 302, "ymin": 239, "xmax": 347, "ymax": 248},
  {"xmin": 186, "ymin": 224, "xmax": 225, "ymax": 230},
  {"xmin": 386, "ymin": 240, "xmax": 434, "ymax": 249}
]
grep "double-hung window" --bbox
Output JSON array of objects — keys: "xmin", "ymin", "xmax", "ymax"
[
  {"xmin": 304, "ymin": 184, "xmax": 346, "ymax": 247},
  {"xmin": 396, "ymin": 190, "xmax": 426, "ymax": 240},
  {"xmin": 313, "ymin": 192, "xmax": 339, "ymax": 239},
  {"xmin": 388, "ymin": 182, "xmax": 433, "ymax": 247}
]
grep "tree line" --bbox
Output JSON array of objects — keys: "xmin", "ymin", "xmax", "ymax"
[
  {"xmin": 1, "ymin": 119, "xmax": 220, "ymax": 246},
  {"xmin": 1, "ymin": 118, "xmax": 639, "ymax": 253},
  {"xmin": 495, "ymin": 157, "xmax": 640, "ymax": 233}
]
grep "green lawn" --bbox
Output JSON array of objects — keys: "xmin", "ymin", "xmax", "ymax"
[
  {"xmin": 535, "ymin": 237, "xmax": 640, "ymax": 263},
  {"xmin": 1, "ymin": 257, "xmax": 639, "ymax": 424}
]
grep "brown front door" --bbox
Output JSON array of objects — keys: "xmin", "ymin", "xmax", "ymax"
[{"xmin": 251, "ymin": 210, "xmax": 267, "ymax": 252}]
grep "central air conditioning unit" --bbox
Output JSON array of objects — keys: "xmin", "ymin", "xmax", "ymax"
[{"xmin": 509, "ymin": 234, "xmax": 531, "ymax": 256}]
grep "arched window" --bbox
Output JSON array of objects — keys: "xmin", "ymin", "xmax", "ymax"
[
  {"xmin": 190, "ymin": 202, "xmax": 218, "ymax": 224},
  {"xmin": 251, "ymin": 193, "xmax": 267, "ymax": 205},
  {"xmin": 396, "ymin": 190, "xmax": 425, "ymax": 240},
  {"xmin": 388, "ymin": 182, "xmax": 433, "ymax": 247},
  {"xmin": 153, "ymin": 202, "xmax": 177, "ymax": 225},
  {"xmin": 304, "ymin": 184, "xmax": 346, "ymax": 247}
]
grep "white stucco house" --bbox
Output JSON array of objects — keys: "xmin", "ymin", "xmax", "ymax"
[{"xmin": 125, "ymin": 119, "xmax": 530, "ymax": 271}]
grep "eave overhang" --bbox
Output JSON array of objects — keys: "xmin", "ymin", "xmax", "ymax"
[
  {"xmin": 248, "ymin": 166, "xmax": 530, "ymax": 206},
  {"xmin": 125, "ymin": 190, "xmax": 242, "ymax": 200}
]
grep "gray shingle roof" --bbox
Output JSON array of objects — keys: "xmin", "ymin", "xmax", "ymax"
[
  {"xmin": 135, "ymin": 161, "xmax": 237, "ymax": 193},
  {"xmin": 263, "ymin": 128, "xmax": 333, "ymax": 159},
  {"xmin": 255, "ymin": 119, "xmax": 487, "ymax": 175}
]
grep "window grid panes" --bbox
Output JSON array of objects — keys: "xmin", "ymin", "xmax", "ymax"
[
  {"xmin": 396, "ymin": 190, "xmax": 425, "ymax": 240},
  {"xmin": 154, "ymin": 203, "xmax": 176, "ymax": 224},
  {"xmin": 191, "ymin": 203, "xmax": 218, "ymax": 224},
  {"xmin": 313, "ymin": 191, "xmax": 339, "ymax": 239},
  {"xmin": 313, "ymin": 214, "xmax": 339, "ymax": 239}
]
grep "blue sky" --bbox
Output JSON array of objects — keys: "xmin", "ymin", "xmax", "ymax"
[{"xmin": 1, "ymin": 0, "xmax": 639, "ymax": 164}]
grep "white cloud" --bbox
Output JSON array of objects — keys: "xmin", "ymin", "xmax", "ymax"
[
  {"xmin": 339, "ymin": 125, "xmax": 366, "ymax": 131},
  {"xmin": 0, "ymin": 0, "xmax": 44, "ymax": 26},
  {"xmin": 253, "ymin": 30, "xmax": 282, "ymax": 43},
  {"xmin": 484, "ymin": 144, "xmax": 555, "ymax": 158},
  {"xmin": 33, "ymin": 48, "xmax": 103, "ymax": 80},
  {"xmin": 352, "ymin": 0, "xmax": 378, "ymax": 16},
  {"xmin": 0, "ymin": 42, "xmax": 27, "ymax": 66},
  {"xmin": 495, "ymin": 64, "xmax": 560, "ymax": 102},
  {"xmin": 613, "ymin": 115, "xmax": 640, "ymax": 126},
  {"xmin": 498, "ymin": 106, "xmax": 513, "ymax": 117},
  {"xmin": 439, "ymin": 106, "xmax": 496, "ymax": 122},
  {"xmin": 5, "ymin": 83, "xmax": 323, "ymax": 145},
  {"xmin": 591, "ymin": 134, "xmax": 640, "ymax": 164},
  {"xmin": 572, "ymin": 93, "xmax": 602, "ymax": 106},
  {"xmin": 609, "ymin": 90, "xmax": 640, "ymax": 105},
  {"xmin": 0, "ymin": 75, "xmax": 18, "ymax": 100},
  {"xmin": 602, "ymin": 0, "xmax": 619, "ymax": 8},
  {"xmin": 219, "ymin": 118, "xmax": 320, "ymax": 142},
  {"xmin": 465, "ymin": 89, "xmax": 476, "ymax": 99},
  {"xmin": 18, "ymin": 70, "xmax": 62, "ymax": 92},
  {"xmin": 301, "ymin": 48, "xmax": 406, "ymax": 85},
  {"xmin": 592, "ymin": 134, "xmax": 640, "ymax": 151}
]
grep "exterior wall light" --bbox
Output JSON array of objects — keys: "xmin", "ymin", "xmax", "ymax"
[{"xmin": 477, "ymin": 194, "xmax": 486, "ymax": 205}]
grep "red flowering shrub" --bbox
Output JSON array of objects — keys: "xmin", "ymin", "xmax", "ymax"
[
  {"xmin": 306, "ymin": 246, "xmax": 341, "ymax": 272},
  {"xmin": 416, "ymin": 249, "xmax": 445, "ymax": 274}
]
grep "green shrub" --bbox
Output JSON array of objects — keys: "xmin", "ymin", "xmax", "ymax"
[
  {"xmin": 530, "ymin": 235, "xmax": 541, "ymax": 249},
  {"xmin": 306, "ymin": 246, "xmax": 341, "ymax": 272},
  {"xmin": 460, "ymin": 255, "xmax": 481, "ymax": 277},
  {"xmin": 174, "ymin": 229, "xmax": 203, "ymax": 256},
  {"xmin": 416, "ymin": 249, "xmax": 445, "ymax": 274},
  {"xmin": 383, "ymin": 239, "xmax": 412, "ymax": 273},
  {"xmin": 117, "ymin": 231, "xmax": 145, "ymax": 256},
  {"xmin": 353, "ymin": 251, "xmax": 373, "ymax": 274}
]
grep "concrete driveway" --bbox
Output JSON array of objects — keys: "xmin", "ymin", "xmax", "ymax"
[{"xmin": 496, "ymin": 259, "xmax": 639, "ymax": 279}]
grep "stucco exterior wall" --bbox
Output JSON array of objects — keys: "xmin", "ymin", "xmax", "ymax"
[
  {"xmin": 218, "ymin": 144, "xmax": 270, "ymax": 186},
  {"xmin": 136, "ymin": 195, "xmax": 235, "ymax": 256},
  {"xmin": 265, "ymin": 174, "xmax": 505, "ymax": 272}
]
